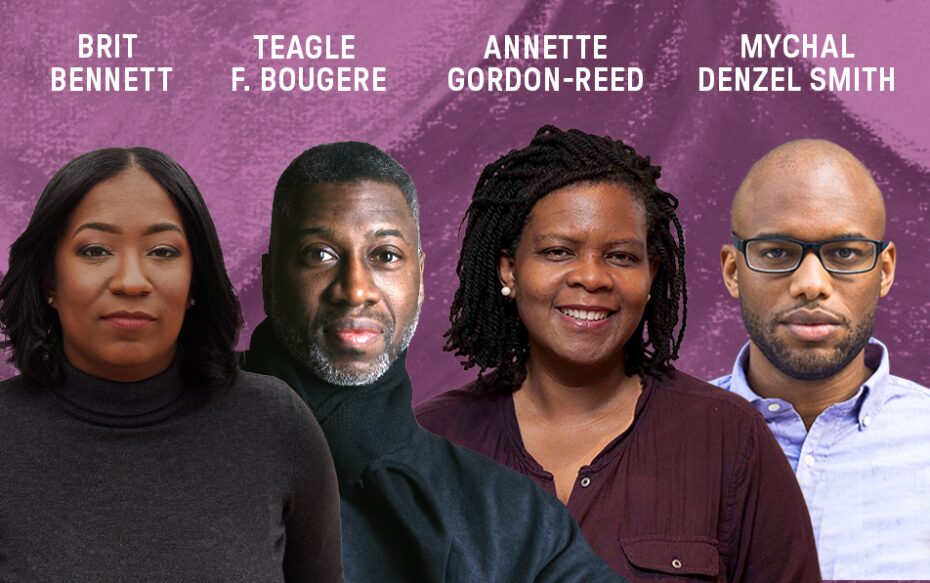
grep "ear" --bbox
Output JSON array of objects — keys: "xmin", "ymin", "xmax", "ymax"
[
  {"xmin": 418, "ymin": 251, "xmax": 426, "ymax": 308},
  {"xmin": 44, "ymin": 275, "xmax": 57, "ymax": 312},
  {"xmin": 498, "ymin": 251, "xmax": 516, "ymax": 293},
  {"xmin": 261, "ymin": 253, "xmax": 272, "ymax": 317},
  {"xmin": 721, "ymin": 244, "xmax": 741, "ymax": 299},
  {"xmin": 878, "ymin": 241, "xmax": 896, "ymax": 297},
  {"xmin": 649, "ymin": 256, "xmax": 659, "ymax": 281}
]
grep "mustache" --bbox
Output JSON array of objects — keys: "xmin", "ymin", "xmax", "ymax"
[
  {"xmin": 310, "ymin": 308, "xmax": 394, "ymax": 331},
  {"xmin": 772, "ymin": 302, "xmax": 849, "ymax": 326}
]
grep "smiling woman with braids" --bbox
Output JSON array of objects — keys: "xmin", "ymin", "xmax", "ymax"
[{"xmin": 416, "ymin": 126, "xmax": 821, "ymax": 582}]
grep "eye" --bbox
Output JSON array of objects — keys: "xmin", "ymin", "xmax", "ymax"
[
  {"xmin": 372, "ymin": 248, "xmax": 403, "ymax": 264},
  {"xmin": 831, "ymin": 247, "xmax": 863, "ymax": 260},
  {"xmin": 607, "ymin": 252, "xmax": 639, "ymax": 266},
  {"xmin": 541, "ymin": 247, "xmax": 573, "ymax": 260},
  {"xmin": 302, "ymin": 247, "xmax": 337, "ymax": 264},
  {"xmin": 760, "ymin": 247, "xmax": 789, "ymax": 259},
  {"xmin": 78, "ymin": 244, "xmax": 112, "ymax": 258},
  {"xmin": 148, "ymin": 245, "xmax": 181, "ymax": 259}
]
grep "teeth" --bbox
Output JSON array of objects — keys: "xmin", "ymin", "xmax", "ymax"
[{"xmin": 559, "ymin": 308, "xmax": 610, "ymax": 321}]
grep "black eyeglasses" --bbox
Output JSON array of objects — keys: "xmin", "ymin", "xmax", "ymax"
[{"xmin": 731, "ymin": 234, "xmax": 889, "ymax": 274}]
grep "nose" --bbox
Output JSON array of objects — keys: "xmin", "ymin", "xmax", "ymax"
[
  {"xmin": 109, "ymin": 253, "xmax": 153, "ymax": 296},
  {"xmin": 565, "ymin": 254, "xmax": 614, "ymax": 292},
  {"xmin": 327, "ymin": 254, "xmax": 382, "ymax": 306},
  {"xmin": 788, "ymin": 252, "xmax": 834, "ymax": 302}
]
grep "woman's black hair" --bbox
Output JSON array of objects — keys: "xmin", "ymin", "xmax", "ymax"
[
  {"xmin": 445, "ymin": 125, "xmax": 687, "ymax": 392},
  {"xmin": 0, "ymin": 147, "xmax": 242, "ymax": 391}
]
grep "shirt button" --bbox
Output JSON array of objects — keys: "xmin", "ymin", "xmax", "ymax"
[
  {"xmin": 580, "ymin": 477, "xmax": 591, "ymax": 488},
  {"xmin": 767, "ymin": 403, "xmax": 781, "ymax": 412},
  {"xmin": 671, "ymin": 558, "xmax": 683, "ymax": 569},
  {"xmin": 804, "ymin": 454, "xmax": 815, "ymax": 468},
  {"xmin": 862, "ymin": 415, "xmax": 872, "ymax": 427}
]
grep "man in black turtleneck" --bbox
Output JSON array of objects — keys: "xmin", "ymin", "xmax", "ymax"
[{"xmin": 240, "ymin": 142, "xmax": 622, "ymax": 582}]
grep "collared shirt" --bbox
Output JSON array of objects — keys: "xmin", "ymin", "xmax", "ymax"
[
  {"xmin": 417, "ymin": 368, "xmax": 821, "ymax": 582},
  {"xmin": 712, "ymin": 338, "xmax": 930, "ymax": 580}
]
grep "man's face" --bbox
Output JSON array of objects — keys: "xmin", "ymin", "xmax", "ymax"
[
  {"xmin": 264, "ymin": 180, "xmax": 424, "ymax": 385},
  {"xmin": 721, "ymin": 159, "xmax": 895, "ymax": 380}
]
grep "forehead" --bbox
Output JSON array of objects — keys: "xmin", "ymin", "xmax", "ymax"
[
  {"xmin": 288, "ymin": 180, "xmax": 417, "ymax": 238},
  {"xmin": 737, "ymin": 160, "xmax": 884, "ymax": 240},
  {"xmin": 68, "ymin": 167, "xmax": 181, "ymax": 227},
  {"xmin": 526, "ymin": 181, "xmax": 646, "ymax": 235}
]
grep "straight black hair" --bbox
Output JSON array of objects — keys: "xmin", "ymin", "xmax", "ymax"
[{"xmin": 0, "ymin": 147, "xmax": 242, "ymax": 391}]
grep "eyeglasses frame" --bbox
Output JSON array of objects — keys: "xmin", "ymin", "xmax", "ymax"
[{"xmin": 731, "ymin": 233, "xmax": 890, "ymax": 275}]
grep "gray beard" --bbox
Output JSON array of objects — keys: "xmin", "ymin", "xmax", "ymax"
[
  {"xmin": 269, "ymin": 294, "xmax": 420, "ymax": 386},
  {"xmin": 741, "ymin": 302, "xmax": 873, "ymax": 381}
]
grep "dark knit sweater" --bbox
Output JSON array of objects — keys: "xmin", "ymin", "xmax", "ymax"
[
  {"xmin": 240, "ymin": 318, "xmax": 623, "ymax": 583},
  {"xmin": 0, "ymin": 358, "xmax": 344, "ymax": 582}
]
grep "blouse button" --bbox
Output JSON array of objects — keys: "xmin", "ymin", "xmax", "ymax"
[
  {"xmin": 671, "ymin": 558, "xmax": 683, "ymax": 569},
  {"xmin": 580, "ymin": 477, "xmax": 591, "ymax": 487}
]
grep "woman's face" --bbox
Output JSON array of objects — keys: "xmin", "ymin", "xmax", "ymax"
[
  {"xmin": 499, "ymin": 182, "xmax": 657, "ymax": 371},
  {"xmin": 51, "ymin": 167, "xmax": 193, "ymax": 382}
]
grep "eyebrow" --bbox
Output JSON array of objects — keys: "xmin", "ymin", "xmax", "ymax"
[
  {"xmin": 73, "ymin": 222, "xmax": 183, "ymax": 237},
  {"xmin": 297, "ymin": 226, "xmax": 410, "ymax": 243},
  {"xmin": 753, "ymin": 231, "xmax": 870, "ymax": 240},
  {"xmin": 533, "ymin": 234, "xmax": 644, "ymax": 246}
]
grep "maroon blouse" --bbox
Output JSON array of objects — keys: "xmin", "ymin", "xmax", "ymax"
[{"xmin": 415, "ymin": 368, "xmax": 820, "ymax": 582}]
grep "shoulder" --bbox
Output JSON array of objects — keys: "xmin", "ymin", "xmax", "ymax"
[
  {"xmin": 415, "ymin": 381, "xmax": 508, "ymax": 445},
  {"xmin": 0, "ymin": 374, "xmax": 43, "ymax": 415},
  {"xmin": 221, "ymin": 371, "xmax": 323, "ymax": 442},
  {"xmin": 409, "ymin": 429, "xmax": 572, "ymax": 522},
  {"xmin": 886, "ymin": 374, "xmax": 930, "ymax": 402},
  {"xmin": 650, "ymin": 368, "xmax": 762, "ymax": 422}
]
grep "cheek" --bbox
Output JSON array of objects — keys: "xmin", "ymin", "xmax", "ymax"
[{"xmin": 53, "ymin": 257, "xmax": 101, "ymax": 321}]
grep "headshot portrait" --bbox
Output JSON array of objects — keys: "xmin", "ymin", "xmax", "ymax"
[
  {"xmin": 714, "ymin": 139, "xmax": 930, "ymax": 580},
  {"xmin": 0, "ymin": 147, "xmax": 343, "ymax": 582},
  {"xmin": 416, "ymin": 125, "xmax": 821, "ymax": 581},
  {"xmin": 240, "ymin": 141, "xmax": 621, "ymax": 582}
]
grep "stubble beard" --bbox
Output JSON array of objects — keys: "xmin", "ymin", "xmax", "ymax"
[
  {"xmin": 269, "ymin": 292, "xmax": 420, "ymax": 386},
  {"xmin": 741, "ymin": 302, "xmax": 873, "ymax": 381}
]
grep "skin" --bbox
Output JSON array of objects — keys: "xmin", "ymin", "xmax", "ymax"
[
  {"xmin": 50, "ymin": 167, "xmax": 193, "ymax": 382},
  {"xmin": 498, "ymin": 182, "xmax": 657, "ymax": 503},
  {"xmin": 721, "ymin": 140, "xmax": 896, "ymax": 428},
  {"xmin": 262, "ymin": 180, "xmax": 424, "ymax": 385}
]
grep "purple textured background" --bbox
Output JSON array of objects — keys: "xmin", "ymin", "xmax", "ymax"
[{"xmin": 1, "ymin": 0, "xmax": 928, "ymax": 407}]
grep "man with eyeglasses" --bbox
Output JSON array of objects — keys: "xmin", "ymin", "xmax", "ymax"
[{"xmin": 713, "ymin": 139, "xmax": 930, "ymax": 580}]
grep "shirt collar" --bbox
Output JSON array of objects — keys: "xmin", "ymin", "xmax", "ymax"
[{"xmin": 727, "ymin": 337, "xmax": 890, "ymax": 430}]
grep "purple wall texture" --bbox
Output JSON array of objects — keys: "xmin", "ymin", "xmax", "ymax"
[{"xmin": 1, "ymin": 0, "xmax": 928, "ymax": 404}]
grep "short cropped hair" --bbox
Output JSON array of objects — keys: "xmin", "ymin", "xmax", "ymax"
[
  {"xmin": 0, "ymin": 147, "xmax": 242, "ymax": 391},
  {"xmin": 270, "ymin": 141, "xmax": 420, "ymax": 252}
]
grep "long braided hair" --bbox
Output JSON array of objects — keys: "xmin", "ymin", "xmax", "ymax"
[{"xmin": 444, "ymin": 125, "xmax": 687, "ymax": 392}]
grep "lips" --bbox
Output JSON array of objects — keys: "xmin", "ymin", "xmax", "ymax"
[
  {"xmin": 102, "ymin": 311, "xmax": 156, "ymax": 330},
  {"xmin": 558, "ymin": 307, "xmax": 612, "ymax": 322},
  {"xmin": 327, "ymin": 318, "xmax": 385, "ymax": 349},
  {"xmin": 780, "ymin": 309, "xmax": 844, "ymax": 342}
]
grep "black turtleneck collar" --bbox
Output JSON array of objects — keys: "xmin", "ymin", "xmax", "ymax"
[
  {"xmin": 52, "ymin": 358, "xmax": 192, "ymax": 428},
  {"xmin": 241, "ymin": 318, "xmax": 420, "ymax": 484}
]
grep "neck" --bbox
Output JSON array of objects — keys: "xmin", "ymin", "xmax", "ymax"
[
  {"xmin": 745, "ymin": 342, "xmax": 870, "ymax": 429},
  {"xmin": 517, "ymin": 347, "xmax": 641, "ymax": 423}
]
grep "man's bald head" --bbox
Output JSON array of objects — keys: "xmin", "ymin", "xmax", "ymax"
[
  {"xmin": 722, "ymin": 138, "xmax": 896, "ymax": 385},
  {"xmin": 732, "ymin": 139, "xmax": 886, "ymax": 237}
]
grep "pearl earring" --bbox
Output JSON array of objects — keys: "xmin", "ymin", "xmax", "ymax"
[
  {"xmin": 47, "ymin": 296, "xmax": 54, "ymax": 305},
  {"xmin": 501, "ymin": 286, "xmax": 512, "ymax": 297},
  {"xmin": 189, "ymin": 298, "xmax": 196, "ymax": 307}
]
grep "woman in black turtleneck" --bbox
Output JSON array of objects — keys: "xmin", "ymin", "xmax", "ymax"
[{"xmin": 0, "ymin": 148, "xmax": 344, "ymax": 582}]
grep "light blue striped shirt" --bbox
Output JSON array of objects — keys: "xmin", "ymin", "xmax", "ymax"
[{"xmin": 712, "ymin": 338, "xmax": 930, "ymax": 580}]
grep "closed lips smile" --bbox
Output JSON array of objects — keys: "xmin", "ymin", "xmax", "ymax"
[
  {"xmin": 102, "ymin": 311, "xmax": 156, "ymax": 329},
  {"xmin": 329, "ymin": 319, "xmax": 384, "ymax": 347}
]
